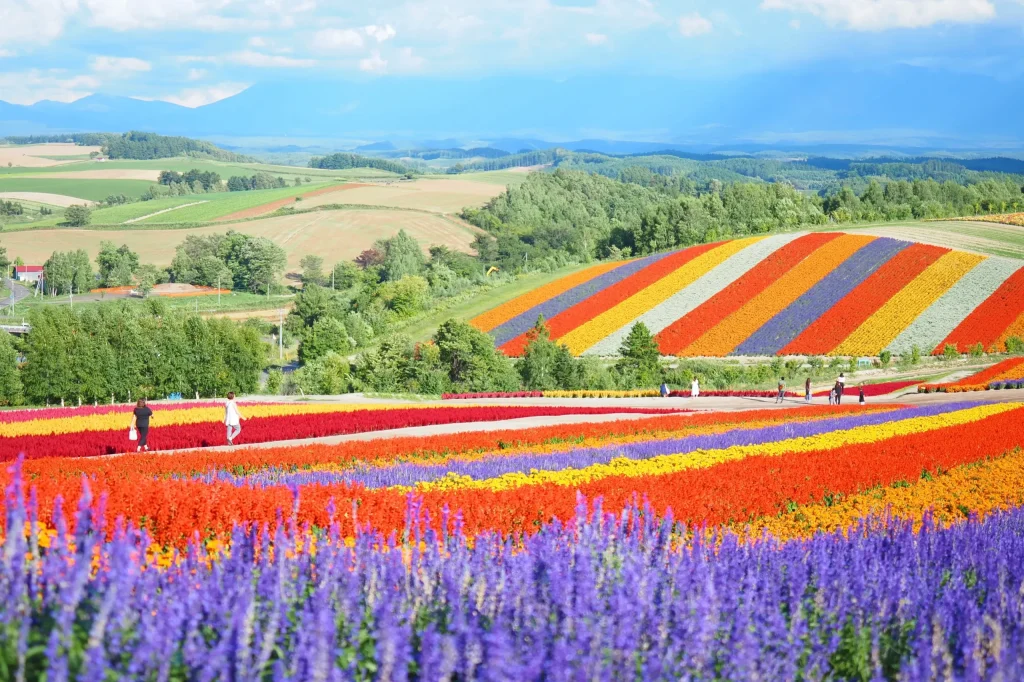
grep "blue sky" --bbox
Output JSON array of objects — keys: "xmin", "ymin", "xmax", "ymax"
[{"xmin": 0, "ymin": 0, "xmax": 1022, "ymax": 107}]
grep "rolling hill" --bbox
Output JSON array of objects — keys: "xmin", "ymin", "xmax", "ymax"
[{"xmin": 472, "ymin": 232, "xmax": 1024, "ymax": 358}]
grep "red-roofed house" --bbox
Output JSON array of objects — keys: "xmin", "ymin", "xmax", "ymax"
[{"xmin": 14, "ymin": 265, "xmax": 43, "ymax": 283}]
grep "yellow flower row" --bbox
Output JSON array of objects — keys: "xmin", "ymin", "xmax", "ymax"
[
  {"xmin": 747, "ymin": 445, "xmax": 1024, "ymax": 542},
  {"xmin": 687, "ymin": 234, "xmax": 873, "ymax": 357},
  {"xmin": 0, "ymin": 402, "xmax": 464, "ymax": 438},
  {"xmin": 405, "ymin": 402, "xmax": 1019, "ymax": 494},
  {"xmin": 560, "ymin": 237, "xmax": 763, "ymax": 355},
  {"xmin": 542, "ymin": 390, "xmax": 660, "ymax": 398},
  {"xmin": 834, "ymin": 250, "xmax": 984, "ymax": 356}
]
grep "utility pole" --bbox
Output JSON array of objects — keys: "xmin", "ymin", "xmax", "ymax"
[
  {"xmin": 279, "ymin": 309, "xmax": 284, "ymax": 361},
  {"xmin": 217, "ymin": 275, "xmax": 221, "ymax": 305}
]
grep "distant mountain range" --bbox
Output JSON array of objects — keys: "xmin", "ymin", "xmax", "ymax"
[{"xmin": 2, "ymin": 66, "xmax": 1022, "ymax": 151}]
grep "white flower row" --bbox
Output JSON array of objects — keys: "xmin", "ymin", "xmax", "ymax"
[
  {"xmin": 887, "ymin": 257, "xmax": 1021, "ymax": 355},
  {"xmin": 582, "ymin": 233, "xmax": 802, "ymax": 356}
]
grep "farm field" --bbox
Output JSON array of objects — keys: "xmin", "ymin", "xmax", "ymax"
[
  {"xmin": 472, "ymin": 231, "xmax": 1024, "ymax": 358},
  {"xmin": 0, "ymin": 207, "xmax": 479, "ymax": 271},
  {"xmin": 298, "ymin": 177, "xmax": 507, "ymax": 213},
  {"xmin": 0, "ymin": 176, "xmax": 155, "ymax": 202},
  {"xmin": 4, "ymin": 394, "xmax": 1024, "ymax": 677},
  {"xmin": 0, "ymin": 143, "xmax": 102, "ymax": 168},
  {"xmin": 845, "ymin": 220, "xmax": 1024, "ymax": 259}
]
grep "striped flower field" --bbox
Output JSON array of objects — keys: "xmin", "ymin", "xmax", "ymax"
[
  {"xmin": 472, "ymin": 232, "xmax": 1024, "ymax": 357},
  {"xmin": 3, "ymin": 399, "xmax": 1024, "ymax": 678}
]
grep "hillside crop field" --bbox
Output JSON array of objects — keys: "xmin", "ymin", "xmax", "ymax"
[
  {"xmin": 0, "ymin": 143, "xmax": 103, "ymax": 168},
  {"xmin": 846, "ymin": 220, "xmax": 1024, "ymax": 260},
  {"xmin": 0, "ymin": 177, "xmax": 155, "ymax": 202},
  {"xmin": 0, "ymin": 207, "xmax": 478, "ymax": 272},
  {"xmin": 473, "ymin": 231, "xmax": 1024, "ymax": 358},
  {"xmin": 299, "ymin": 177, "xmax": 510, "ymax": 213}
]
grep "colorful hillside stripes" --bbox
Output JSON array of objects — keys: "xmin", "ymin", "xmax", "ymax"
[
  {"xmin": 886, "ymin": 257, "xmax": 1020, "ymax": 355},
  {"xmin": 473, "ymin": 232, "xmax": 1024, "ymax": 357},
  {"xmin": 656, "ymin": 233, "xmax": 839, "ymax": 354},
  {"xmin": 781, "ymin": 242, "xmax": 948, "ymax": 356},
  {"xmin": 584, "ymin": 233, "xmax": 801, "ymax": 356},
  {"xmin": 735, "ymin": 236, "xmax": 907, "ymax": 355},
  {"xmin": 492, "ymin": 251, "xmax": 670, "ymax": 351},
  {"xmin": 936, "ymin": 266, "xmax": 1024, "ymax": 353}
]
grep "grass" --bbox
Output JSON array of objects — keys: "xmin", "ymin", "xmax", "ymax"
[
  {"xmin": 0, "ymin": 157, "xmax": 398, "ymax": 180},
  {"xmin": 431, "ymin": 170, "xmax": 533, "ymax": 187},
  {"xmin": 393, "ymin": 263, "xmax": 596, "ymax": 343},
  {"xmin": 835, "ymin": 220, "xmax": 1024, "ymax": 260},
  {"xmin": 0, "ymin": 177, "xmax": 156, "ymax": 201},
  {"xmin": 8, "ymin": 290, "xmax": 295, "ymax": 317}
]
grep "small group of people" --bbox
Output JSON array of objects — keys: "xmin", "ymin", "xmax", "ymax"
[
  {"xmin": 659, "ymin": 376, "xmax": 701, "ymax": 398},
  {"xmin": 129, "ymin": 392, "xmax": 246, "ymax": 452}
]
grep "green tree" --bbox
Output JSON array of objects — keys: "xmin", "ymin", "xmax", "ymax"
[
  {"xmin": 20, "ymin": 307, "xmax": 77, "ymax": 403},
  {"xmin": 331, "ymin": 261, "xmax": 361, "ymax": 289},
  {"xmin": 942, "ymin": 344, "xmax": 960, "ymax": 361},
  {"xmin": 294, "ymin": 352, "xmax": 350, "ymax": 395},
  {"xmin": 299, "ymin": 316, "xmax": 351, "ymax": 363},
  {"xmin": 377, "ymin": 230, "xmax": 425, "ymax": 282},
  {"xmin": 518, "ymin": 316, "xmax": 582, "ymax": 390},
  {"xmin": 290, "ymin": 284, "xmax": 343, "ymax": 328},
  {"xmin": 434, "ymin": 319, "xmax": 519, "ymax": 392},
  {"xmin": 265, "ymin": 368, "xmax": 283, "ymax": 394},
  {"xmin": 300, "ymin": 254, "xmax": 325, "ymax": 286},
  {"xmin": 0, "ymin": 246, "xmax": 10, "ymax": 277},
  {"xmin": 96, "ymin": 242, "xmax": 140, "ymax": 287},
  {"xmin": 879, "ymin": 350, "xmax": 891, "ymax": 367},
  {"xmin": 0, "ymin": 332, "xmax": 23, "ymax": 405},
  {"xmin": 617, "ymin": 322, "xmax": 661, "ymax": 386},
  {"xmin": 64, "ymin": 204, "xmax": 91, "ymax": 227},
  {"xmin": 969, "ymin": 342, "xmax": 984, "ymax": 358},
  {"xmin": 136, "ymin": 264, "xmax": 159, "ymax": 297}
]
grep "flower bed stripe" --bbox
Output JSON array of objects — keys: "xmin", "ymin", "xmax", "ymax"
[
  {"xmin": 684, "ymin": 234, "xmax": 875, "ymax": 357},
  {"xmin": 812, "ymin": 380, "xmax": 919, "ymax": 397},
  {"xmin": 470, "ymin": 260, "xmax": 625, "ymax": 333},
  {"xmin": 655, "ymin": 233, "xmax": 840, "ymax": 355},
  {"xmin": 559, "ymin": 237, "xmax": 763, "ymax": 356},
  {"xmin": 953, "ymin": 357, "xmax": 1024, "ymax": 386},
  {"xmin": 748, "ymin": 444, "xmax": 1024, "ymax": 542},
  {"xmin": 501, "ymin": 243, "xmax": 721, "ymax": 356},
  {"xmin": 995, "ymin": 310, "xmax": 1024, "ymax": 351},
  {"xmin": 583, "ymin": 233, "xmax": 800, "ymax": 357},
  {"xmin": 241, "ymin": 403, "xmax": 963, "ymax": 491},
  {"xmin": 735, "ymin": 237, "xmax": 906, "ymax": 356},
  {"xmin": 886, "ymin": 257, "xmax": 1019, "ymax": 355},
  {"xmin": 491, "ymin": 252, "xmax": 671, "ymax": 349},
  {"xmin": 934, "ymin": 266, "xmax": 1024, "ymax": 353},
  {"xmin": 0, "ymin": 406, "xmax": 684, "ymax": 461},
  {"xmin": 409, "ymin": 401, "xmax": 1012, "ymax": 494},
  {"xmin": 833, "ymin": 250, "xmax": 984, "ymax": 357},
  {"xmin": 779, "ymin": 243, "xmax": 948, "ymax": 356}
]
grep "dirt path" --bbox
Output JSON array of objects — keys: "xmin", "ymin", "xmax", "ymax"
[{"xmin": 124, "ymin": 201, "xmax": 207, "ymax": 224}]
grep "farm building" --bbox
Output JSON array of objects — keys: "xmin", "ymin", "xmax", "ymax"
[{"xmin": 13, "ymin": 265, "xmax": 43, "ymax": 283}]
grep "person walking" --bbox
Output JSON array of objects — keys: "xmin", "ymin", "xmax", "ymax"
[
  {"xmin": 828, "ymin": 385, "xmax": 835, "ymax": 405},
  {"xmin": 805, "ymin": 377, "xmax": 812, "ymax": 403},
  {"xmin": 225, "ymin": 392, "xmax": 245, "ymax": 445},
  {"xmin": 859, "ymin": 384, "xmax": 866, "ymax": 406},
  {"xmin": 834, "ymin": 379, "xmax": 844, "ymax": 405},
  {"xmin": 776, "ymin": 377, "xmax": 786, "ymax": 403},
  {"xmin": 660, "ymin": 381, "xmax": 670, "ymax": 398},
  {"xmin": 691, "ymin": 376, "xmax": 700, "ymax": 398},
  {"xmin": 129, "ymin": 398, "xmax": 153, "ymax": 453}
]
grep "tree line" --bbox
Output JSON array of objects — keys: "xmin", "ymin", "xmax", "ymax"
[
  {"xmin": 0, "ymin": 302, "xmax": 265, "ymax": 406},
  {"xmin": 101, "ymin": 132, "xmax": 252, "ymax": 162},
  {"xmin": 307, "ymin": 153, "xmax": 414, "ymax": 175}
]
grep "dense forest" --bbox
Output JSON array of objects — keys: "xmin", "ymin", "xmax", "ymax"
[
  {"xmin": 307, "ymin": 153, "xmax": 413, "ymax": 175},
  {"xmin": 462, "ymin": 169, "xmax": 1024, "ymax": 270}
]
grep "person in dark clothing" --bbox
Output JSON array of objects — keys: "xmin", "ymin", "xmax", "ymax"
[
  {"xmin": 834, "ymin": 380, "xmax": 844, "ymax": 405},
  {"xmin": 859, "ymin": 384, "xmax": 866, "ymax": 405},
  {"xmin": 805, "ymin": 377, "xmax": 812, "ymax": 403},
  {"xmin": 130, "ymin": 398, "xmax": 153, "ymax": 452}
]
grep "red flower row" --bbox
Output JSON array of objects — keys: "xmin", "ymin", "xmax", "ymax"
[
  {"xmin": 442, "ymin": 392, "xmax": 544, "ymax": 399},
  {"xmin": 0, "ymin": 405, "xmax": 682, "ymax": 462}
]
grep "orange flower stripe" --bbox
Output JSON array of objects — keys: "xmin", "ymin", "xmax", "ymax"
[
  {"xmin": 780, "ymin": 243, "xmax": 948, "ymax": 356},
  {"xmin": 656, "ymin": 233, "xmax": 839, "ymax": 355},
  {"xmin": 469, "ymin": 260, "xmax": 625, "ymax": 332},
  {"xmin": 995, "ymin": 310, "xmax": 1024, "ymax": 351},
  {"xmin": 683, "ymin": 234, "xmax": 874, "ymax": 357}
]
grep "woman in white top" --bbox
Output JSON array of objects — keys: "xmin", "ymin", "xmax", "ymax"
[
  {"xmin": 225, "ymin": 392, "xmax": 245, "ymax": 445},
  {"xmin": 691, "ymin": 376, "xmax": 700, "ymax": 398}
]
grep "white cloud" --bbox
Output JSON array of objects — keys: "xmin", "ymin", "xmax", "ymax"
[
  {"xmin": 313, "ymin": 28, "xmax": 365, "ymax": 51},
  {"xmin": 790, "ymin": 19, "xmax": 801, "ymax": 29},
  {"xmin": 248, "ymin": 36, "xmax": 268, "ymax": 48},
  {"xmin": 678, "ymin": 12, "xmax": 713, "ymax": 37},
  {"xmin": 364, "ymin": 24, "xmax": 396, "ymax": 43},
  {"xmin": 394, "ymin": 46, "xmax": 425, "ymax": 71},
  {"xmin": 89, "ymin": 56, "xmax": 152, "ymax": 75},
  {"xmin": 0, "ymin": 0, "xmax": 79, "ymax": 46},
  {"xmin": 359, "ymin": 50, "xmax": 387, "ymax": 73},
  {"xmin": 584, "ymin": 32, "xmax": 608, "ymax": 45},
  {"xmin": 187, "ymin": 68, "xmax": 207, "ymax": 80},
  {"xmin": 227, "ymin": 50, "xmax": 317, "ymax": 67},
  {"xmin": 760, "ymin": 0, "xmax": 996, "ymax": 31},
  {"xmin": 0, "ymin": 69, "xmax": 100, "ymax": 104},
  {"xmin": 160, "ymin": 81, "xmax": 249, "ymax": 107}
]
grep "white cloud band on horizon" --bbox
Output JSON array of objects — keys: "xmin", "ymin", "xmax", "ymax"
[
  {"xmin": 160, "ymin": 82, "xmax": 249, "ymax": 107},
  {"xmin": 0, "ymin": 69, "xmax": 100, "ymax": 104},
  {"xmin": 678, "ymin": 12, "xmax": 713, "ymax": 37},
  {"xmin": 760, "ymin": 0, "xmax": 996, "ymax": 30}
]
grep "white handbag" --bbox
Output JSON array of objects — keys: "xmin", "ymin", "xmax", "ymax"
[{"xmin": 129, "ymin": 427, "xmax": 138, "ymax": 441}]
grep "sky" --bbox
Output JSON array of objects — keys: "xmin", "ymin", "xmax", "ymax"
[{"xmin": 0, "ymin": 0, "xmax": 1022, "ymax": 108}]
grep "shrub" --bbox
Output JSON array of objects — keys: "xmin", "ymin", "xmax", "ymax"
[
  {"xmin": 942, "ymin": 344, "xmax": 960, "ymax": 361},
  {"xmin": 879, "ymin": 350, "xmax": 891, "ymax": 367},
  {"xmin": 969, "ymin": 342, "xmax": 984, "ymax": 358},
  {"xmin": 1006, "ymin": 336, "xmax": 1024, "ymax": 354},
  {"xmin": 63, "ymin": 204, "xmax": 91, "ymax": 227}
]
